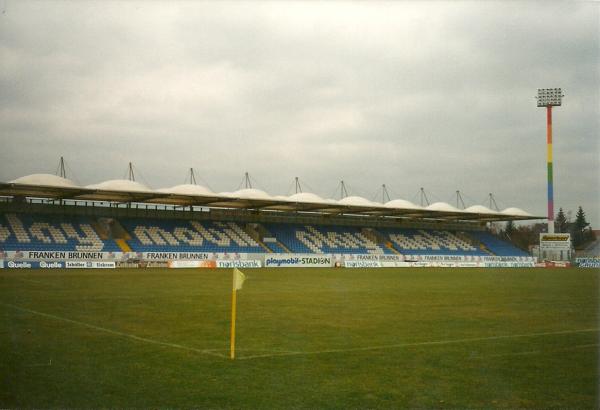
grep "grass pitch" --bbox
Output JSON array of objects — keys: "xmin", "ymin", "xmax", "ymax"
[{"xmin": 0, "ymin": 267, "xmax": 598, "ymax": 408}]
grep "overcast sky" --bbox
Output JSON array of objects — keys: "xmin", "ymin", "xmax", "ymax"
[{"xmin": 1, "ymin": 1, "xmax": 598, "ymax": 224}]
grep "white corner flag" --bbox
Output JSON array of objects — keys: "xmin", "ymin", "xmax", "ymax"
[
  {"xmin": 230, "ymin": 268, "xmax": 246, "ymax": 359},
  {"xmin": 233, "ymin": 268, "xmax": 246, "ymax": 291}
]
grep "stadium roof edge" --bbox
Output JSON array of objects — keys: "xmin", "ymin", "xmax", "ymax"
[{"xmin": 0, "ymin": 181, "xmax": 544, "ymax": 223}]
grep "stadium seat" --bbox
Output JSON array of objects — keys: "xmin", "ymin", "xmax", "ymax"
[
  {"xmin": 120, "ymin": 218, "xmax": 262, "ymax": 253},
  {"xmin": 0, "ymin": 213, "xmax": 118, "ymax": 252},
  {"xmin": 0, "ymin": 212, "xmax": 530, "ymax": 258},
  {"xmin": 264, "ymin": 223, "xmax": 390, "ymax": 254}
]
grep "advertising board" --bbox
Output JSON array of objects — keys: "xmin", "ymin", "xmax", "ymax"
[
  {"xmin": 540, "ymin": 234, "xmax": 571, "ymax": 249},
  {"xmin": 216, "ymin": 260, "xmax": 261, "ymax": 268},
  {"xmin": 65, "ymin": 261, "xmax": 116, "ymax": 269},
  {"xmin": 167, "ymin": 260, "xmax": 216, "ymax": 268},
  {"xmin": 5, "ymin": 260, "xmax": 35, "ymax": 269},
  {"xmin": 3, "ymin": 251, "xmax": 126, "ymax": 261},
  {"xmin": 140, "ymin": 252, "xmax": 211, "ymax": 261},
  {"xmin": 344, "ymin": 260, "xmax": 382, "ymax": 268},
  {"xmin": 4, "ymin": 260, "xmax": 71, "ymax": 269},
  {"xmin": 264, "ymin": 254, "xmax": 333, "ymax": 268},
  {"xmin": 539, "ymin": 233, "xmax": 572, "ymax": 261},
  {"xmin": 576, "ymin": 258, "xmax": 600, "ymax": 268}
]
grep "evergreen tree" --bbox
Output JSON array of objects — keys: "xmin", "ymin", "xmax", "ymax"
[
  {"xmin": 505, "ymin": 220, "xmax": 514, "ymax": 238},
  {"xmin": 575, "ymin": 206, "xmax": 589, "ymax": 230},
  {"xmin": 574, "ymin": 206, "xmax": 589, "ymax": 246},
  {"xmin": 555, "ymin": 208, "xmax": 567, "ymax": 233}
]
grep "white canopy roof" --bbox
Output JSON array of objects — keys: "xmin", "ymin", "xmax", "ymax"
[
  {"xmin": 157, "ymin": 184, "xmax": 214, "ymax": 196},
  {"xmin": 501, "ymin": 207, "xmax": 532, "ymax": 217},
  {"xmin": 287, "ymin": 192, "xmax": 325, "ymax": 203},
  {"xmin": 11, "ymin": 174, "xmax": 79, "ymax": 188},
  {"xmin": 338, "ymin": 196, "xmax": 379, "ymax": 207},
  {"xmin": 228, "ymin": 188, "xmax": 272, "ymax": 200},
  {"xmin": 1, "ymin": 173, "xmax": 542, "ymax": 222},
  {"xmin": 465, "ymin": 205, "xmax": 498, "ymax": 214},
  {"xmin": 426, "ymin": 202, "xmax": 462, "ymax": 212},
  {"xmin": 384, "ymin": 199, "xmax": 422, "ymax": 210},
  {"xmin": 86, "ymin": 179, "xmax": 151, "ymax": 192}
]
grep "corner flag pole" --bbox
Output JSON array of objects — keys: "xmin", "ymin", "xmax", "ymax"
[
  {"xmin": 230, "ymin": 285, "xmax": 237, "ymax": 359},
  {"xmin": 230, "ymin": 268, "xmax": 246, "ymax": 360}
]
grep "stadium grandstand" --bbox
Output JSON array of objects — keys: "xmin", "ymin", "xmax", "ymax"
[{"xmin": 0, "ymin": 173, "xmax": 540, "ymax": 267}]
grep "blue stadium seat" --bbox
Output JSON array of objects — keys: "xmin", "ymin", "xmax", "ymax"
[
  {"xmin": 120, "ymin": 218, "xmax": 262, "ymax": 253},
  {"xmin": 0, "ymin": 213, "xmax": 120, "ymax": 252},
  {"xmin": 264, "ymin": 223, "xmax": 391, "ymax": 255},
  {"xmin": 469, "ymin": 231, "xmax": 529, "ymax": 257},
  {"xmin": 378, "ymin": 228, "xmax": 487, "ymax": 256},
  {"xmin": 0, "ymin": 212, "xmax": 530, "ymax": 258}
]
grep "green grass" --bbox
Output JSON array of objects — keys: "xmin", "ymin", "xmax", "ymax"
[{"xmin": 0, "ymin": 267, "xmax": 598, "ymax": 408}]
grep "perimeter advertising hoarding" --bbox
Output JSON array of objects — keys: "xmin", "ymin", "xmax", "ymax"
[
  {"xmin": 65, "ymin": 261, "xmax": 116, "ymax": 269},
  {"xmin": 167, "ymin": 260, "xmax": 216, "ymax": 268},
  {"xmin": 576, "ymin": 258, "xmax": 600, "ymax": 268},
  {"xmin": 1, "ymin": 251, "xmax": 253, "ymax": 262},
  {"xmin": 4, "ymin": 261, "xmax": 66, "ymax": 269},
  {"xmin": 264, "ymin": 254, "xmax": 333, "ymax": 268},
  {"xmin": 142, "ymin": 252, "xmax": 211, "ymax": 261},
  {"xmin": 344, "ymin": 260, "xmax": 382, "ymax": 268},
  {"xmin": 216, "ymin": 260, "xmax": 261, "ymax": 268},
  {"xmin": 341, "ymin": 254, "xmax": 535, "ymax": 263},
  {"xmin": 0, "ymin": 260, "xmax": 3, "ymax": 269},
  {"xmin": 2, "ymin": 251, "xmax": 123, "ymax": 260},
  {"xmin": 3, "ymin": 261, "xmax": 116, "ymax": 269}
]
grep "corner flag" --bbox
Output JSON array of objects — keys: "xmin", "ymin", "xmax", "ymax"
[
  {"xmin": 233, "ymin": 268, "xmax": 246, "ymax": 291},
  {"xmin": 230, "ymin": 268, "xmax": 246, "ymax": 359}
]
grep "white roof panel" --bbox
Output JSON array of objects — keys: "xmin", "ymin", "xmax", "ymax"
[
  {"xmin": 288, "ymin": 192, "xmax": 325, "ymax": 203},
  {"xmin": 501, "ymin": 207, "xmax": 532, "ymax": 217},
  {"xmin": 426, "ymin": 202, "xmax": 462, "ymax": 212},
  {"xmin": 384, "ymin": 199, "xmax": 422, "ymax": 210},
  {"xmin": 338, "ymin": 196, "xmax": 378, "ymax": 207},
  {"xmin": 86, "ymin": 179, "xmax": 152, "ymax": 192},
  {"xmin": 465, "ymin": 205, "xmax": 498, "ymax": 214},
  {"xmin": 157, "ymin": 184, "xmax": 214, "ymax": 196},
  {"xmin": 11, "ymin": 174, "xmax": 80, "ymax": 188},
  {"xmin": 230, "ymin": 188, "xmax": 272, "ymax": 200}
]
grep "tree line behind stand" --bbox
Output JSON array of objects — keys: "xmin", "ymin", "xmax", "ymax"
[{"xmin": 499, "ymin": 206, "xmax": 595, "ymax": 251}]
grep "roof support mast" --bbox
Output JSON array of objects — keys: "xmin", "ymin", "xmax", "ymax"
[
  {"xmin": 382, "ymin": 184, "xmax": 391, "ymax": 203},
  {"xmin": 340, "ymin": 180, "xmax": 348, "ymax": 199},
  {"xmin": 57, "ymin": 156, "xmax": 67, "ymax": 179},
  {"xmin": 420, "ymin": 187, "xmax": 430, "ymax": 207},
  {"xmin": 456, "ymin": 190, "xmax": 465, "ymax": 209},
  {"xmin": 244, "ymin": 172, "xmax": 252, "ymax": 189},
  {"xmin": 128, "ymin": 162, "xmax": 135, "ymax": 182},
  {"xmin": 189, "ymin": 168, "xmax": 197, "ymax": 185},
  {"xmin": 488, "ymin": 193, "xmax": 499, "ymax": 212}
]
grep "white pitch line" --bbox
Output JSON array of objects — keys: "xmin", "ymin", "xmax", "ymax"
[
  {"xmin": 2, "ymin": 303, "xmax": 228, "ymax": 359},
  {"xmin": 481, "ymin": 343, "xmax": 599, "ymax": 358},
  {"xmin": 237, "ymin": 328, "xmax": 600, "ymax": 360}
]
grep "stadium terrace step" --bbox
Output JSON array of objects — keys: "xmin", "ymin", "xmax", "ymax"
[
  {"xmin": 385, "ymin": 242, "xmax": 401, "ymax": 255},
  {"xmin": 115, "ymin": 238, "xmax": 132, "ymax": 252}
]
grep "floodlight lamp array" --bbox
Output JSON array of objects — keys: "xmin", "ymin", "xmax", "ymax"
[{"xmin": 536, "ymin": 88, "xmax": 563, "ymax": 107}]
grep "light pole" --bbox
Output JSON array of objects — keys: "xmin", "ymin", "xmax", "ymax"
[{"xmin": 536, "ymin": 88, "xmax": 564, "ymax": 234}]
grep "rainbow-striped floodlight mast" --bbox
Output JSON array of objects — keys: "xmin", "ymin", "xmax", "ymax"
[{"xmin": 536, "ymin": 88, "xmax": 564, "ymax": 234}]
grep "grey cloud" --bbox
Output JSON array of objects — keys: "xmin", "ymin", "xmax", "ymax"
[{"xmin": 0, "ymin": 0, "xmax": 598, "ymax": 223}]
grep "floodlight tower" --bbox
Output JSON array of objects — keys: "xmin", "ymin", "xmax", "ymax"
[{"xmin": 536, "ymin": 88, "xmax": 564, "ymax": 234}]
